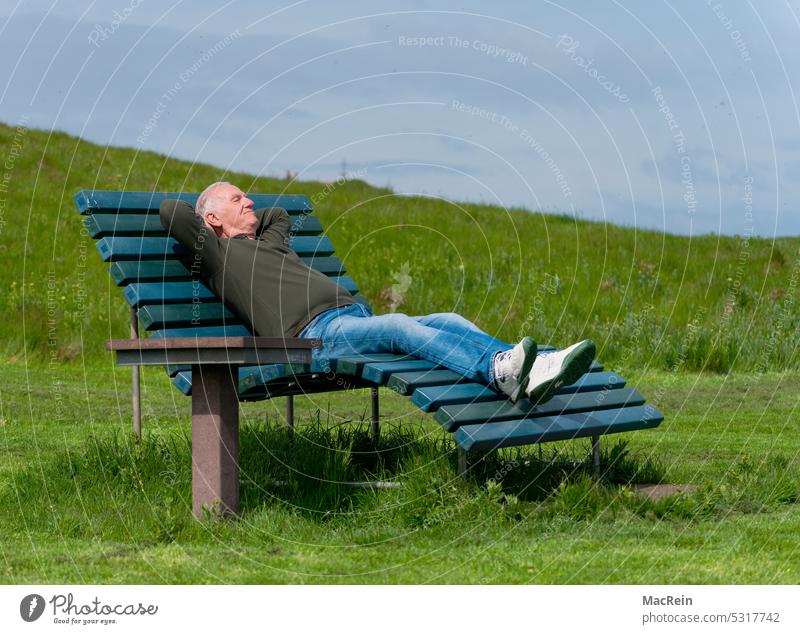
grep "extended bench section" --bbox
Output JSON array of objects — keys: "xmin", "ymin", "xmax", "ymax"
[{"xmin": 331, "ymin": 352, "xmax": 663, "ymax": 472}]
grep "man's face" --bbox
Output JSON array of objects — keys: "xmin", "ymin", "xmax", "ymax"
[{"xmin": 204, "ymin": 183, "xmax": 257, "ymax": 238}]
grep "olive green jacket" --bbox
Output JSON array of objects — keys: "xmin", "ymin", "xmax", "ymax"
[{"xmin": 159, "ymin": 200, "xmax": 354, "ymax": 337}]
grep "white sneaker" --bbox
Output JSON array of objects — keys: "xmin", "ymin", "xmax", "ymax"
[
  {"xmin": 492, "ymin": 336, "xmax": 537, "ymax": 402},
  {"xmin": 525, "ymin": 339, "xmax": 596, "ymax": 406}
]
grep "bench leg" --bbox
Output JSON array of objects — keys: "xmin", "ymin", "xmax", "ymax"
[
  {"xmin": 591, "ymin": 435, "xmax": 601, "ymax": 478},
  {"xmin": 370, "ymin": 387, "xmax": 380, "ymax": 444},
  {"xmin": 457, "ymin": 447, "xmax": 468, "ymax": 479},
  {"xmin": 286, "ymin": 394, "xmax": 294, "ymax": 435},
  {"xmin": 130, "ymin": 307, "xmax": 141, "ymax": 439},
  {"xmin": 457, "ymin": 448, "xmax": 496, "ymax": 479},
  {"xmin": 191, "ymin": 364, "xmax": 240, "ymax": 518}
]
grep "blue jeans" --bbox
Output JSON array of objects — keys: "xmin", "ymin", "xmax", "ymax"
[{"xmin": 299, "ymin": 303, "xmax": 512, "ymax": 386}]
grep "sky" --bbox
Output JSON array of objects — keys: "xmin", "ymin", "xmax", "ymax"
[{"xmin": 1, "ymin": 0, "xmax": 799, "ymax": 236}]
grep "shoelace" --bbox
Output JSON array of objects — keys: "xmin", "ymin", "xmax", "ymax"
[{"xmin": 494, "ymin": 349, "xmax": 514, "ymax": 382}]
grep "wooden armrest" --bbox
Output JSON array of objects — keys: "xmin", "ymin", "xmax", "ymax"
[
  {"xmin": 106, "ymin": 336, "xmax": 322, "ymax": 366},
  {"xmin": 106, "ymin": 336, "xmax": 321, "ymax": 351}
]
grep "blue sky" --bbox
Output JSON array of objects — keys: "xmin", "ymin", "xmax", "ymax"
[{"xmin": 2, "ymin": 0, "xmax": 799, "ymax": 236}]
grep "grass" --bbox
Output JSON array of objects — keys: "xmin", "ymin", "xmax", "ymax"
[
  {"xmin": 1, "ymin": 363, "xmax": 799, "ymax": 583},
  {"xmin": 1, "ymin": 121, "xmax": 800, "ymax": 373}
]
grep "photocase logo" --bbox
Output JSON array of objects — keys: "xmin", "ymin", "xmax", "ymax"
[
  {"xmin": 17, "ymin": 592, "xmax": 159, "ymax": 624},
  {"xmin": 20, "ymin": 594, "xmax": 46, "ymax": 622}
]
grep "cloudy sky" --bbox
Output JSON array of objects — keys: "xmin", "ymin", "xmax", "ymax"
[{"xmin": 2, "ymin": 1, "xmax": 799, "ymax": 236}]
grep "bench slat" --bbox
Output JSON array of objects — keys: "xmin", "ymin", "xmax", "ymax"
[
  {"xmin": 361, "ymin": 359, "xmax": 439, "ymax": 384},
  {"xmin": 173, "ymin": 365, "xmax": 294, "ymax": 396},
  {"xmin": 387, "ymin": 369, "xmax": 467, "ymax": 395},
  {"xmin": 109, "ymin": 255, "xmax": 346, "ymax": 285},
  {"xmin": 110, "ymin": 261, "xmax": 193, "ymax": 285},
  {"xmin": 97, "ymin": 237, "xmax": 188, "ymax": 261},
  {"xmin": 411, "ymin": 384, "xmax": 498, "ymax": 412},
  {"xmin": 239, "ymin": 377, "xmax": 351, "ymax": 401},
  {"xmin": 150, "ymin": 325, "xmax": 253, "ymax": 338},
  {"xmin": 74, "ymin": 190, "xmax": 312, "ymax": 214},
  {"xmin": 86, "ymin": 213, "xmax": 323, "ymax": 237},
  {"xmin": 334, "ymin": 354, "xmax": 413, "ymax": 375},
  {"xmin": 138, "ymin": 302, "xmax": 239, "ymax": 330},
  {"xmin": 435, "ymin": 387, "xmax": 645, "ymax": 432},
  {"xmin": 328, "ymin": 276, "xmax": 358, "ymax": 295},
  {"xmin": 410, "ymin": 371, "xmax": 626, "ymax": 412},
  {"xmin": 96, "ymin": 235, "xmax": 335, "ymax": 261},
  {"xmin": 125, "ymin": 276, "xmax": 358, "ymax": 309},
  {"xmin": 238, "ymin": 363, "xmax": 319, "ymax": 393},
  {"xmin": 454, "ymin": 404, "xmax": 664, "ymax": 452},
  {"xmin": 124, "ymin": 282, "xmax": 215, "ymax": 308},
  {"xmin": 174, "ymin": 360, "xmax": 335, "ymax": 396},
  {"xmin": 302, "ymin": 256, "xmax": 347, "ymax": 275}
]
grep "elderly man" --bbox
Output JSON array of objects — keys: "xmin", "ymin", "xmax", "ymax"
[{"xmin": 160, "ymin": 182, "xmax": 596, "ymax": 405}]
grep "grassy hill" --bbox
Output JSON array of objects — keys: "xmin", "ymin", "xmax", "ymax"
[{"xmin": 1, "ymin": 120, "xmax": 798, "ymax": 372}]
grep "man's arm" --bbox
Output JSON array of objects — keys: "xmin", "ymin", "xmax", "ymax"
[
  {"xmin": 159, "ymin": 199, "xmax": 221, "ymax": 265},
  {"xmin": 254, "ymin": 207, "xmax": 291, "ymax": 246}
]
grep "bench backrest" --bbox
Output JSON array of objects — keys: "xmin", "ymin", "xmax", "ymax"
[{"xmin": 74, "ymin": 190, "xmax": 369, "ymax": 394}]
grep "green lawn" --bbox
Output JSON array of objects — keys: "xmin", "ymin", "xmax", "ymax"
[{"xmin": 1, "ymin": 362, "xmax": 798, "ymax": 584}]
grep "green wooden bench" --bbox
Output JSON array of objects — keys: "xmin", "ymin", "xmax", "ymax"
[{"xmin": 75, "ymin": 189, "xmax": 664, "ymax": 481}]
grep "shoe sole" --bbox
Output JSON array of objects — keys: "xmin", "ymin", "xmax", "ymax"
[
  {"xmin": 509, "ymin": 336, "xmax": 537, "ymax": 403},
  {"xmin": 527, "ymin": 339, "xmax": 596, "ymax": 406}
]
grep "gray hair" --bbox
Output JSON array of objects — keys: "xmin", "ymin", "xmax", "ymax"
[{"xmin": 196, "ymin": 181, "xmax": 232, "ymax": 217}]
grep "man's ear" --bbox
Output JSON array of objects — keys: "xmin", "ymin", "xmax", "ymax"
[{"xmin": 204, "ymin": 212, "xmax": 223, "ymax": 234}]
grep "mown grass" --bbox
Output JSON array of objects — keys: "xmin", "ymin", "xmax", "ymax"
[
  {"xmin": 1, "ymin": 363, "xmax": 799, "ymax": 583},
  {"xmin": 1, "ymin": 121, "xmax": 799, "ymax": 373}
]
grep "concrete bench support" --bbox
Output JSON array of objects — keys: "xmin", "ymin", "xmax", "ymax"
[{"xmin": 192, "ymin": 364, "xmax": 240, "ymax": 517}]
